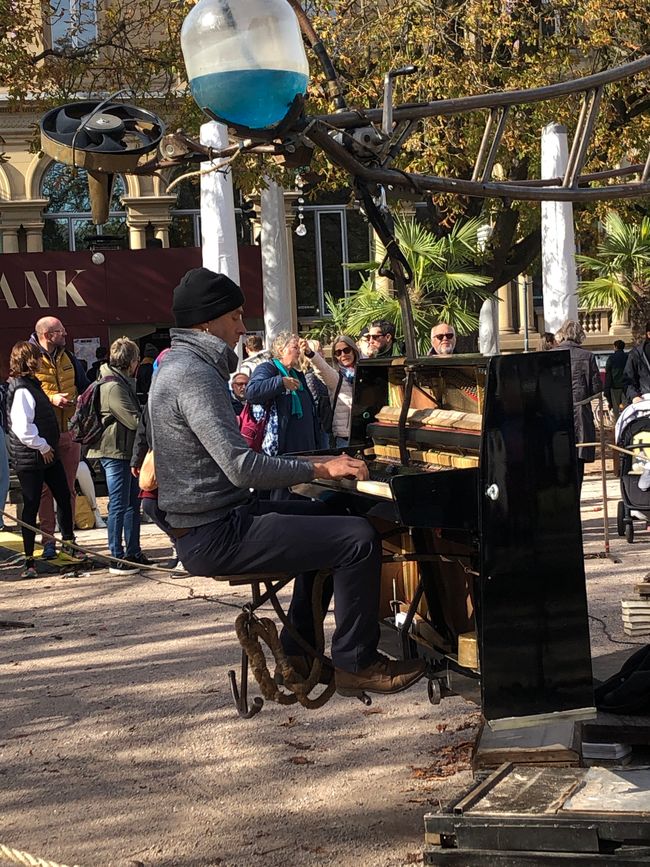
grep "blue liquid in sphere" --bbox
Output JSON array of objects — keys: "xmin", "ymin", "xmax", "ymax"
[{"xmin": 190, "ymin": 68, "xmax": 308, "ymax": 129}]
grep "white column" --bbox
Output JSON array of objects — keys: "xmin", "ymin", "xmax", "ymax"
[
  {"xmin": 478, "ymin": 295, "xmax": 500, "ymax": 355},
  {"xmin": 541, "ymin": 123, "xmax": 578, "ymax": 333},
  {"xmin": 260, "ymin": 179, "xmax": 297, "ymax": 342},
  {"xmin": 200, "ymin": 121, "xmax": 240, "ymax": 284}
]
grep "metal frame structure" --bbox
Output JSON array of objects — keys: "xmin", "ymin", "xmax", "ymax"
[{"xmin": 143, "ymin": 2, "xmax": 650, "ymax": 358}]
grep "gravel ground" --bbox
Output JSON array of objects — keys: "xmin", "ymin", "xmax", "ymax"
[{"xmin": 1, "ymin": 471, "xmax": 648, "ymax": 867}]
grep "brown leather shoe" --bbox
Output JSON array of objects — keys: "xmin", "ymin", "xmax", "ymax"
[
  {"xmin": 335, "ymin": 654, "xmax": 426, "ymax": 696},
  {"xmin": 277, "ymin": 655, "xmax": 334, "ymax": 686}
]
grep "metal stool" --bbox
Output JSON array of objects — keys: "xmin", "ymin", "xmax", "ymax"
[{"xmin": 212, "ymin": 571, "xmax": 335, "ymax": 719}]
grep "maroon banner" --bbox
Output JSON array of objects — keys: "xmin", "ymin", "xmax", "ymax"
[{"xmin": 0, "ymin": 246, "xmax": 263, "ymax": 370}]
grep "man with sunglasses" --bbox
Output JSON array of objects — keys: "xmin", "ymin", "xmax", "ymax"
[
  {"xmin": 429, "ymin": 324, "xmax": 457, "ymax": 356},
  {"xmin": 367, "ymin": 320, "xmax": 400, "ymax": 358}
]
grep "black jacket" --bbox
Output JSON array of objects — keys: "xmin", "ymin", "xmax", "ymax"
[
  {"xmin": 7, "ymin": 376, "xmax": 60, "ymax": 472},
  {"xmin": 623, "ymin": 340, "xmax": 650, "ymax": 402},
  {"xmin": 131, "ymin": 402, "xmax": 152, "ymax": 470},
  {"xmin": 554, "ymin": 341, "xmax": 603, "ymax": 463}
]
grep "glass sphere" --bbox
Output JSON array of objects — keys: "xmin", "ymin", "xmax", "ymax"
[
  {"xmin": 181, "ymin": 0, "xmax": 310, "ymax": 130},
  {"xmin": 295, "ymin": 222, "xmax": 307, "ymax": 236}
]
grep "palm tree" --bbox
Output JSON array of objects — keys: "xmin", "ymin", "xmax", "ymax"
[
  {"xmin": 577, "ymin": 212, "xmax": 650, "ymax": 339},
  {"xmin": 308, "ymin": 216, "xmax": 491, "ymax": 354}
]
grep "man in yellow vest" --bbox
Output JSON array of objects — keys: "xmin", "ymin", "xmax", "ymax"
[{"xmin": 30, "ymin": 317, "xmax": 89, "ymax": 558}]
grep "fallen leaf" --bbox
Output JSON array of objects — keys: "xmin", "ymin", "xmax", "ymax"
[
  {"xmin": 436, "ymin": 723, "xmax": 448, "ymax": 732},
  {"xmin": 284, "ymin": 740, "xmax": 312, "ymax": 751},
  {"xmin": 287, "ymin": 755, "xmax": 313, "ymax": 765},
  {"xmin": 361, "ymin": 707, "xmax": 384, "ymax": 715},
  {"xmin": 279, "ymin": 716, "xmax": 298, "ymax": 728},
  {"xmin": 411, "ymin": 741, "xmax": 474, "ymax": 779}
]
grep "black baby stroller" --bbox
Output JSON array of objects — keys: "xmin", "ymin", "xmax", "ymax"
[{"xmin": 615, "ymin": 398, "xmax": 650, "ymax": 543}]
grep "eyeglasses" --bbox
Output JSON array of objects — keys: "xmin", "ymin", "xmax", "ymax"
[
  {"xmin": 433, "ymin": 332, "xmax": 455, "ymax": 341},
  {"xmin": 48, "ymin": 329, "xmax": 66, "ymax": 335},
  {"xmin": 367, "ymin": 333, "xmax": 385, "ymax": 340},
  {"xmin": 334, "ymin": 347, "xmax": 353, "ymax": 356}
]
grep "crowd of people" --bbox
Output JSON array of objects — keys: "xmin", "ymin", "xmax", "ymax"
[{"xmin": 1, "ymin": 279, "xmax": 649, "ymax": 696}]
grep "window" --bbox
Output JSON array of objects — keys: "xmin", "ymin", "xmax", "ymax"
[
  {"xmin": 49, "ymin": 0, "xmax": 97, "ymax": 48},
  {"xmin": 168, "ymin": 169, "xmax": 250, "ymax": 248},
  {"xmin": 42, "ymin": 163, "xmax": 126, "ymax": 251},
  {"xmin": 293, "ymin": 203, "xmax": 371, "ymax": 318},
  {"xmin": 168, "ymin": 170, "xmax": 201, "ymax": 248}
]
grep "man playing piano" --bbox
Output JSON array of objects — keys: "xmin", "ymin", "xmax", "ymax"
[{"xmin": 149, "ymin": 268, "xmax": 425, "ymax": 698}]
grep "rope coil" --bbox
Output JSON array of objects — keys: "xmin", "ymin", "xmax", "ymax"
[
  {"xmin": 234, "ymin": 570, "xmax": 336, "ymax": 710},
  {"xmin": 0, "ymin": 842, "xmax": 79, "ymax": 867}
]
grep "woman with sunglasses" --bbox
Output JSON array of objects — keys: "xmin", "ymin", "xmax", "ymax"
[{"xmin": 301, "ymin": 334, "xmax": 359, "ymax": 448}]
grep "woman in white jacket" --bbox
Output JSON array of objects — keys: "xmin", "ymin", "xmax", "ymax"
[{"xmin": 300, "ymin": 335, "xmax": 359, "ymax": 447}]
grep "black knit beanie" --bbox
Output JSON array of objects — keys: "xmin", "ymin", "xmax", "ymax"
[{"xmin": 172, "ymin": 268, "xmax": 245, "ymax": 327}]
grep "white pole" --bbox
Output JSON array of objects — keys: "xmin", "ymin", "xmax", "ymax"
[
  {"xmin": 200, "ymin": 121, "xmax": 240, "ymax": 280},
  {"xmin": 478, "ymin": 296, "xmax": 500, "ymax": 355},
  {"xmin": 260, "ymin": 179, "xmax": 296, "ymax": 343},
  {"xmin": 541, "ymin": 123, "xmax": 578, "ymax": 334},
  {"xmin": 200, "ymin": 120, "xmax": 242, "ymax": 359}
]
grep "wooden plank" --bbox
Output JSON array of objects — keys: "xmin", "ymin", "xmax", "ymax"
[
  {"xmin": 466, "ymin": 768, "xmax": 584, "ymax": 816},
  {"xmin": 473, "ymin": 720, "xmax": 579, "ymax": 769}
]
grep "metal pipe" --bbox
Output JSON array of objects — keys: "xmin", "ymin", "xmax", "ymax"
[
  {"xmin": 306, "ymin": 126, "xmax": 650, "ymax": 201},
  {"xmin": 314, "ymin": 55, "xmax": 650, "ymax": 129},
  {"xmin": 563, "ymin": 88, "xmax": 604, "ymax": 188}
]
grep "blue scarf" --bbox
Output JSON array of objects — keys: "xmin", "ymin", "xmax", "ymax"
[{"xmin": 273, "ymin": 359, "xmax": 303, "ymax": 418}]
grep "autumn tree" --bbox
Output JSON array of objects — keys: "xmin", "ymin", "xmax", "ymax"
[
  {"xmin": 3, "ymin": 0, "xmax": 650, "ymax": 293},
  {"xmin": 304, "ymin": 0, "xmax": 650, "ymax": 291}
]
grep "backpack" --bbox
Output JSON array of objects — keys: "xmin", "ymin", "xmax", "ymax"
[
  {"xmin": 238, "ymin": 403, "xmax": 271, "ymax": 452},
  {"xmin": 68, "ymin": 375, "xmax": 117, "ymax": 446}
]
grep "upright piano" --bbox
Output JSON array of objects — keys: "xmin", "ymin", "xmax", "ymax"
[{"xmin": 294, "ymin": 350, "xmax": 594, "ymax": 727}]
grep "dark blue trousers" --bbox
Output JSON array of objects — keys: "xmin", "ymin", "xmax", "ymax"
[{"xmin": 176, "ymin": 498, "xmax": 381, "ymax": 672}]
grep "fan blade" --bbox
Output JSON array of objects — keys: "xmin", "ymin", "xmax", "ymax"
[
  {"xmin": 94, "ymin": 134, "xmax": 126, "ymax": 152},
  {"xmin": 55, "ymin": 108, "xmax": 84, "ymax": 135},
  {"xmin": 71, "ymin": 130, "xmax": 94, "ymax": 150}
]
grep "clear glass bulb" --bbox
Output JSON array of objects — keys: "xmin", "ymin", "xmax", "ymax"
[
  {"xmin": 181, "ymin": 0, "xmax": 310, "ymax": 130},
  {"xmin": 295, "ymin": 222, "xmax": 307, "ymax": 236}
]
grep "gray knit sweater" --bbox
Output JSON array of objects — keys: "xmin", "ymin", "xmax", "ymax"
[{"xmin": 149, "ymin": 329, "xmax": 315, "ymax": 527}]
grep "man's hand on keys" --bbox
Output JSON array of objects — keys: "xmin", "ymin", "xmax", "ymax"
[{"xmin": 308, "ymin": 454, "xmax": 369, "ymax": 481}]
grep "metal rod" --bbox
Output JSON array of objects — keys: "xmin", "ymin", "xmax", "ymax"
[
  {"xmin": 306, "ymin": 127, "xmax": 650, "ymax": 201},
  {"xmin": 642, "ymin": 149, "xmax": 650, "ymax": 183},
  {"xmin": 597, "ymin": 393, "xmax": 611, "ymax": 556},
  {"xmin": 382, "ymin": 72, "xmax": 394, "ymax": 136},
  {"xmin": 471, "ymin": 109, "xmax": 497, "ymax": 181},
  {"xmin": 564, "ymin": 89, "xmax": 592, "ymax": 187},
  {"xmin": 314, "ymin": 54, "xmax": 650, "ymax": 129},
  {"xmin": 564, "ymin": 88, "xmax": 604, "ymax": 188},
  {"xmin": 480, "ymin": 106, "xmax": 510, "ymax": 182}
]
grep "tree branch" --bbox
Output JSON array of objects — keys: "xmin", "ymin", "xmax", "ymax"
[{"xmin": 29, "ymin": 21, "xmax": 127, "ymax": 65}]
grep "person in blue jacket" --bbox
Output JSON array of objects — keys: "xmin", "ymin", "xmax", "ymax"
[{"xmin": 245, "ymin": 332, "xmax": 320, "ymax": 499}]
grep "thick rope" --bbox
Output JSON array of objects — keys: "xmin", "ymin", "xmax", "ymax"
[
  {"xmin": 0, "ymin": 507, "xmax": 181, "ymax": 575},
  {"xmin": 0, "ymin": 842, "xmax": 79, "ymax": 867},
  {"xmin": 234, "ymin": 570, "xmax": 336, "ymax": 710}
]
